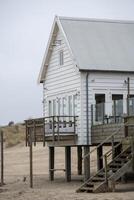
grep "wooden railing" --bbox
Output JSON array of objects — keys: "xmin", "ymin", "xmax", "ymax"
[
  {"xmin": 84, "ymin": 123, "xmax": 125, "ymax": 159},
  {"xmin": 25, "ymin": 116, "xmax": 78, "ymax": 146}
]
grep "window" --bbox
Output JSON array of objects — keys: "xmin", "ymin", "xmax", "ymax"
[
  {"xmin": 48, "ymin": 100, "xmax": 52, "ymax": 116},
  {"xmin": 112, "ymin": 95, "xmax": 123, "ymax": 116},
  {"xmin": 59, "ymin": 50, "xmax": 64, "ymax": 66},
  {"xmin": 74, "ymin": 95, "xmax": 77, "ymax": 116},
  {"xmin": 63, "ymin": 97, "xmax": 67, "ymax": 115},
  {"xmin": 68, "ymin": 96, "xmax": 73, "ymax": 116},
  {"xmin": 128, "ymin": 95, "xmax": 134, "ymax": 115},
  {"xmin": 58, "ymin": 98, "xmax": 62, "ymax": 116},
  {"xmin": 95, "ymin": 94, "xmax": 105, "ymax": 122},
  {"xmin": 53, "ymin": 99, "xmax": 56, "ymax": 116}
]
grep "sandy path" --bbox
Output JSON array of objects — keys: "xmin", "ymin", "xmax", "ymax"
[{"xmin": 0, "ymin": 143, "xmax": 134, "ymax": 200}]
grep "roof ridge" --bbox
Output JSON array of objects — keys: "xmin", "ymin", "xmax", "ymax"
[{"xmin": 58, "ymin": 16, "xmax": 134, "ymax": 24}]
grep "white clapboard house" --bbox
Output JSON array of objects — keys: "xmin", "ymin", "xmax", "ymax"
[
  {"xmin": 37, "ymin": 16, "xmax": 134, "ymax": 146},
  {"xmin": 26, "ymin": 16, "xmax": 134, "ymax": 188}
]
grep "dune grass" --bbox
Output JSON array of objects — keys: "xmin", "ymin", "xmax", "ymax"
[{"xmin": 2, "ymin": 124, "xmax": 25, "ymax": 147}]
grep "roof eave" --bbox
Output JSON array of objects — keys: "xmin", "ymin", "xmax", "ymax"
[{"xmin": 37, "ymin": 16, "xmax": 59, "ymax": 84}]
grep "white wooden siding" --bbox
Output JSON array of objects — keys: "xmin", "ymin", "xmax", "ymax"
[
  {"xmin": 81, "ymin": 72, "xmax": 134, "ymax": 145},
  {"xmin": 43, "ymin": 28, "xmax": 81, "ymax": 144}
]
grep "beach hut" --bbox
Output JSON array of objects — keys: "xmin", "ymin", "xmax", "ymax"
[{"xmin": 26, "ymin": 16, "xmax": 134, "ymax": 192}]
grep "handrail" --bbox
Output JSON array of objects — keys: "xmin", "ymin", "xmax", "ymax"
[
  {"xmin": 101, "ymin": 142, "xmax": 122, "ymax": 159},
  {"xmin": 83, "ymin": 122, "xmax": 127, "ymax": 159},
  {"xmin": 25, "ymin": 116, "xmax": 78, "ymax": 121}
]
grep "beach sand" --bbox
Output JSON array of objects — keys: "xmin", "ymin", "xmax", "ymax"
[{"xmin": 0, "ymin": 143, "xmax": 134, "ymax": 200}]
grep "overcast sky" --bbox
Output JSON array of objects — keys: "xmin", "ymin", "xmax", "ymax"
[{"xmin": 0, "ymin": 0, "xmax": 134, "ymax": 125}]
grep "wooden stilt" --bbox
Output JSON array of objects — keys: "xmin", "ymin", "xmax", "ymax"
[
  {"xmin": 0, "ymin": 130, "xmax": 4, "ymax": 186},
  {"xmin": 84, "ymin": 146, "xmax": 90, "ymax": 181},
  {"xmin": 65, "ymin": 146, "xmax": 71, "ymax": 182},
  {"xmin": 131, "ymin": 138, "xmax": 134, "ymax": 172},
  {"xmin": 49, "ymin": 147, "xmax": 55, "ymax": 181},
  {"xmin": 77, "ymin": 146, "xmax": 82, "ymax": 175},
  {"xmin": 97, "ymin": 145, "xmax": 103, "ymax": 171},
  {"xmin": 29, "ymin": 131, "xmax": 33, "ymax": 188}
]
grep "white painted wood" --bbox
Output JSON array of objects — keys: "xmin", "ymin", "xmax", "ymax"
[
  {"xmin": 43, "ymin": 27, "xmax": 81, "ymax": 144},
  {"xmin": 41, "ymin": 21, "xmax": 134, "ymax": 145},
  {"xmin": 80, "ymin": 72, "xmax": 134, "ymax": 145}
]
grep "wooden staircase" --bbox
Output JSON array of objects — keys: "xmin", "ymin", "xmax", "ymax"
[
  {"xmin": 77, "ymin": 143, "xmax": 132, "ymax": 193},
  {"xmin": 77, "ymin": 117, "xmax": 134, "ymax": 193}
]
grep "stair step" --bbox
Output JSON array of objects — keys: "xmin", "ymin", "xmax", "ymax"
[
  {"xmin": 98, "ymin": 173, "xmax": 105, "ymax": 178},
  {"xmin": 115, "ymin": 158, "xmax": 128, "ymax": 162},
  {"xmin": 92, "ymin": 177, "xmax": 105, "ymax": 182},
  {"xmin": 110, "ymin": 162, "xmax": 124, "ymax": 166},
  {"xmin": 86, "ymin": 182, "xmax": 94, "ymax": 187},
  {"xmin": 120, "ymin": 155, "xmax": 128, "ymax": 158},
  {"xmin": 107, "ymin": 168, "xmax": 117, "ymax": 173},
  {"xmin": 80, "ymin": 187, "xmax": 93, "ymax": 192}
]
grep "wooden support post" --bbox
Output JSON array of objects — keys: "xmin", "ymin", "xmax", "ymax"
[
  {"xmin": 65, "ymin": 146, "xmax": 71, "ymax": 182},
  {"xmin": 127, "ymin": 77, "xmax": 130, "ymax": 116},
  {"xmin": 111, "ymin": 136, "xmax": 115, "ymax": 159},
  {"xmin": 77, "ymin": 146, "xmax": 82, "ymax": 175},
  {"xmin": 0, "ymin": 130, "xmax": 4, "ymax": 186},
  {"xmin": 25, "ymin": 121, "xmax": 28, "ymax": 146},
  {"xmin": 113, "ymin": 100, "xmax": 116, "ymax": 123},
  {"xmin": 124, "ymin": 117, "xmax": 128, "ymax": 137},
  {"xmin": 49, "ymin": 147, "xmax": 55, "ymax": 181},
  {"xmin": 104, "ymin": 155, "xmax": 108, "ymax": 189},
  {"xmin": 84, "ymin": 146, "xmax": 90, "ymax": 181},
  {"xmin": 97, "ymin": 145, "xmax": 103, "ymax": 171},
  {"xmin": 33, "ymin": 120, "xmax": 36, "ymax": 146},
  {"xmin": 29, "ymin": 131, "xmax": 33, "ymax": 188},
  {"xmin": 52, "ymin": 117, "xmax": 55, "ymax": 145},
  {"xmin": 131, "ymin": 137, "xmax": 134, "ymax": 172}
]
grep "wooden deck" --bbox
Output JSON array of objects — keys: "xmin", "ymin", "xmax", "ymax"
[
  {"xmin": 91, "ymin": 116, "xmax": 134, "ymax": 145},
  {"xmin": 25, "ymin": 116, "xmax": 78, "ymax": 146}
]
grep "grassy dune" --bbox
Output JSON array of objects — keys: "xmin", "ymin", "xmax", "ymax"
[{"xmin": 2, "ymin": 124, "xmax": 25, "ymax": 147}]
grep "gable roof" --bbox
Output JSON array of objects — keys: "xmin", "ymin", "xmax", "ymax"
[{"xmin": 38, "ymin": 16, "xmax": 134, "ymax": 83}]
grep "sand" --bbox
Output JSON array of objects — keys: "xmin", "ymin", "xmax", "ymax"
[{"xmin": 0, "ymin": 143, "xmax": 134, "ymax": 200}]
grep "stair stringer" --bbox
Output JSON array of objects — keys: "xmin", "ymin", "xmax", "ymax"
[
  {"xmin": 93, "ymin": 181, "xmax": 108, "ymax": 193},
  {"xmin": 109, "ymin": 159, "xmax": 132, "ymax": 182}
]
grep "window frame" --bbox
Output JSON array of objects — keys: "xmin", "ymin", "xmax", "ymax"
[{"xmin": 59, "ymin": 50, "xmax": 64, "ymax": 66}]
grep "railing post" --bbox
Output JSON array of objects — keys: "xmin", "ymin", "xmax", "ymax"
[
  {"xmin": 43, "ymin": 118, "xmax": 45, "ymax": 146},
  {"xmin": 131, "ymin": 136, "xmax": 134, "ymax": 171},
  {"xmin": 25, "ymin": 121, "xmax": 28, "ymax": 146},
  {"xmin": 127, "ymin": 77, "xmax": 130, "ymax": 116},
  {"xmin": 111, "ymin": 135, "xmax": 115, "ymax": 159},
  {"xmin": 52, "ymin": 116, "xmax": 55, "ymax": 145},
  {"xmin": 74, "ymin": 116, "xmax": 76, "ymax": 134},
  {"xmin": 104, "ymin": 155, "xmax": 108, "ymax": 188},
  {"xmin": 113, "ymin": 100, "xmax": 116, "ymax": 123},
  {"xmin": 57, "ymin": 116, "xmax": 60, "ymax": 143},
  {"xmin": 91, "ymin": 104, "xmax": 93, "ymax": 126},
  {"xmin": 29, "ymin": 131, "xmax": 33, "ymax": 188},
  {"xmin": 0, "ymin": 130, "xmax": 4, "ymax": 186},
  {"xmin": 33, "ymin": 120, "xmax": 36, "ymax": 146},
  {"xmin": 124, "ymin": 117, "xmax": 128, "ymax": 137},
  {"xmin": 102, "ymin": 103, "xmax": 105, "ymax": 125}
]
